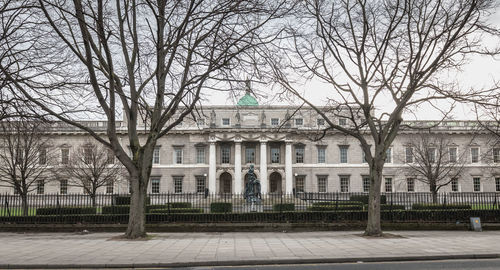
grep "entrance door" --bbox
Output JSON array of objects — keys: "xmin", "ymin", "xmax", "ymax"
[
  {"xmin": 269, "ymin": 172, "xmax": 282, "ymax": 193},
  {"xmin": 219, "ymin": 172, "xmax": 232, "ymax": 193}
]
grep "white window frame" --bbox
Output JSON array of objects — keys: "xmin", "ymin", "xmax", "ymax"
[
  {"xmin": 451, "ymin": 178, "xmax": 459, "ymax": 192},
  {"xmin": 295, "ymin": 146, "xmax": 304, "ymax": 163},
  {"xmin": 174, "ymin": 147, "xmax": 183, "ymax": 164},
  {"xmin": 196, "ymin": 147, "xmax": 206, "ymax": 164},
  {"xmin": 60, "ymin": 179, "xmax": 68, "ymax": 195},
  {"xmin": 470, "ymin": 147, "xmax": 480, "ymax": 163},
  {"xmin": 151, "ymin": 177, "xmax": 160, "ymax": 194},
  {"xmin": 317, "ymin": 175, "xmax": 327, "ymax": 193},
  {"xmin": 493, "ymin": 148, "xmax": 500, "ymax": 163},
  {"xmin": 317, "ymin": 118, "xmax": 325, "ymax": 126},
  {"xmin": 270, "ymin": 118, "xmax": 280, "ymax": 126},
  {"xmin": 295, "ymin": 118, "xmax": 303, "ymax": 126},
  {"xmin": 339, "ymin": 175, "xmax": 350, "ymax": 193},
  {"xmin": 271, "ymin": 147, "xmax": 280, "ymax": 163},
  {"xmin": 362, "ymin": 176, "xmax": 370, "ymax": 192},
  {"xmin": 245, "ymin": 146, "xmax": 255, "ymax": 164},
  {"xmin": 221, "ymin": 145, "xmax": 231, "ymax": 164},
  {"xmin": 473, "ymin": 177, "xmax": 481, "ymax": 192},
  {"xmin": 317, "ymin": 147, "xmax": 326, "ymax": 164},
  {"xmin": 405, "ymin": 147, "xmax": 413, "ymax": 163},
  {"xmin": 407, "ymin": 178, "xmax": 415, "ymax": 192},
  {"xmin": 61, "ymin": 148, "xmax": 70, "ymax": 165},
  {"xmin": 385, "ymin": 147, "xmax": 392, "ymax": 163},
  {"xmin": 221, "ymin": 118, "xmax": 230, "ymax": 126},
  {"xmin": 152, "ymin": 147, "xmax": 160, "ymax": 164},
  {"xmin": 339, "ymin": 145, "xmax": 348, "ymax": 164},
  {"xmin": 196, "ymin": 175, "xmax": 206, "ymax": 194},
  {"xmin": 428, "ymin": 147, "xmax": 436, "ymax": 163},
  {"xmin": 449, "ymin": 147, "xmax": 457, "ymax": 163},
  {"xmin": 384, "ymin": 177, "xmax": 393, "ymax": 193}
]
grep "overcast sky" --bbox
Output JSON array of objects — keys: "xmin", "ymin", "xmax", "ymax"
[{"xmin": 204, "ymin": 6, "xmax": 500, "ymax": 121}]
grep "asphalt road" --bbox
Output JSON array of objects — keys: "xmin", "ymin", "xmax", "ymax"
[{"xmin": 180, "ymin": 259, "xmax": 500, "ymax": 270}]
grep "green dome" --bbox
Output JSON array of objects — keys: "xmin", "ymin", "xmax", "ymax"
[{"xmin": 237, "ymin": 93, "xmax": 259, "ymax": 106}]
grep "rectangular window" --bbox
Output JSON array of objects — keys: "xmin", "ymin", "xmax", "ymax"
[
  {"xmin": 473, "ymin": 177, "xmax": 481, "ymax": 192},
  {"xmin": 339, "ymin": 145, "xmax": 348, "ymax": 163},
  {"xmin": 317, "ymin": 175, "xmax": 327, "ymax": 193},
  {"xmin": 295, "ymin": 146, "xmax": 304, "ymax": 163},
  {"xmin": 61, "ymin": 148, "xmax": 69, "ymax": 165},
  {"xmin": 405, "ymin": 147, "xmax": 413, "ymax": 163},
  {"xmin": 385, "ymin": 148, "xmax": 392, "ymax": 163},
  {"xmin": 317, "ymin": 118, "xmax": 325, "ymax": 126},
  {"xmin": 339, "ymin": 118, "xmax": 347, "ymax": 126},
  {"xmin": 174, "ymin": 147, "xmax": 183, "ymax": 164},
  {"xmin": 196, "ymin": 147, "xmax": 205, "ymax": 164},
  {"xmin": 174, "ymin": 176, "xmax": 183, "ymax": 193},
  {"xmin": 428, "ymin": 147, "xmax": 436, "ymax": 163},
  {"xmin": 60, "ymin": 180, "xmax": 68, "ymax": 195},
  {"xmin": 38, "ymin": 148, "xmax": 47, "ymax": 165},
  {"xmin": 151, "ymin": 177, "xmax": 160, "ymax": 194},
  {"xmin": 221, "ymin": 145, "xmax": 231, "ymax": 164},
  {"xmin": 295, "ymin": 176, "xmax": 305, "ymax": 193},
  {"xmin": 222, "ymin": 118, "xmax": 230, "ymax": 126},
  {"xmin": 340, "ymin": 175, "xmax": 349, "ymax": 192},
  {"xmin": 106, "ymin": 149, "xmax": 115, "ymax": 164},
  {"xmin": 384, "ymin": 177, "xmax": 393, "ymax": 192},
  {"xmin": 449, "ymin": 147, "xmax": 457, "ymax": 163},
  {"xmin": 152, "ymin": 147, "xmax": 160, "ymax": 164},
  {"xmin": 196, "ymin": 176, "xmax": 206, "ymax": 193},
  {"xmin": 106, "ymin": 180, "xmax": 114, "ymax": 194},
  {"xmin": 407, "ymin": 178, "xmax": 415, "ymax": 192},
  {"xmin": 84, "ymin": 147, "xmax": 92, "ymax": 164},
  {"xmin": 37, "ymin": 180, "xmax": 45, "ymax": 194},
  {"xmin": 245, "ymin": 146, "xmax": 255, "ymax": 164},
  {"xmin": 496, "ymin": 177, "xmax": 500, "ymax": 192},
  {"xmin": 197, "ymin": 118, "xmax": 205, "ymax": 126},
  {"xmin": 362, "ymin": 176, "xmax": 370, "ymax": 192},
  {"xmin": 295, "ymin": 118, "xmax": 303, "ymax": 126},
  {"xmin": 317, "ymin": 147, "xmax": 326, "ymax": 163},
  {"xmin": 493, "ymin": 148, "xmax": 500, "ymax": 163},
  {"xmin": 451, "ymin": 178, "xmax": 459, "ymax": 192},
  {"xmin": 271, "ymin": 147, "xmax": 280, "ymax": 163},
  {"xmin": 471, "ymin": 147, "xmax": 479, "ymax": 163},
  {"xmin": 271, "ymin": 118, "xmax": 279, "ymax": 126}
]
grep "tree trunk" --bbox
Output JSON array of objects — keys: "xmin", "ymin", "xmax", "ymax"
[
  {"xmin": 125, "ymin": 170, "xmax": 149, "ymax": 239},
  {"xmin": 364, "ymin": 160, "xmax": 384, "ymax": 236},
  {"xmin": 430, "ymin": 183, "xmax": 438, "ymax": 204},
  {"xmin": 21, "ymin": 194, "xmax": 29, "ymax": 216},
  {"xmin": 91, "ymin": 194, "xmax": 97, "ymax": 208}
]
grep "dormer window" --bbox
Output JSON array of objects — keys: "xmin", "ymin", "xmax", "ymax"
[
  {"xmin": 271, "ymin": 118, "xmax": 279, "ymax": 126},
  {"xmin": 295, "ymin": 118, "xmax": 303, "ymax": 126}
]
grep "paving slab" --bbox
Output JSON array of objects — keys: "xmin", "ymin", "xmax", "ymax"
[{"xmin": 0, "ymin": 231, "xmax": 499, "ymax": 268}]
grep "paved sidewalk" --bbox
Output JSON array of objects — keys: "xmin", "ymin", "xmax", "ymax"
[{"xmin": 0, "ymin": 231, "xmax": 499, "ymax": 268}]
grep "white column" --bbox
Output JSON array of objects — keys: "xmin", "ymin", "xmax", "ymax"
[
  {"xmin": 260, "ymin": 140, "xmax": 268, "ymax": 194},
  {"xmin": 209, "ymin": 141, "xmax": 216, "ymax": 194},
  {"xmin": 234, "ymin": 141, "xmax": 242, "ymax": 194},
  {"xmin": 285, "ymin": 140, "xmax": 293, "ymax": 194}
]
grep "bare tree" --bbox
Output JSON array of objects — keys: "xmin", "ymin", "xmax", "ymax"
[
  {"xmin": 54, "ymin": 141, "xmax": 124, "ymax": 207},
  {"xmin": 269, "ymin": 0, "xmax": 499, "ymax": 236},
  {"xmin": 0, "ymin": 119, "xmax": 54, "ymax": 215},
  {"xmin": 397, "ymin": 131, "xmax": 468, "ymax": 203},
  {"xmin": 1, "ymin": 0, "xmax": 288, "ymax": 238}
]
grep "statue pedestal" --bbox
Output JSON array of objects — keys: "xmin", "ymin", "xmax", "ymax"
[{"xmin": 248, "ymin": 201, "xmax": 263, "ymax": 212}]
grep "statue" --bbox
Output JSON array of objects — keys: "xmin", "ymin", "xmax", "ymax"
[
  {"xmin": 210, "ymin": 109, "xmax": 216, "ymax": 128},
  {"xmin": 244, "ymin": 165, "xmax": 261, "ymax": 205},
  {"xmin": 235, "ymin": 110, "xmax": 241, "ymax": 127},
  {"xmin": 260, "ymin": 110, "xmax": 266, "ymax": 128}
]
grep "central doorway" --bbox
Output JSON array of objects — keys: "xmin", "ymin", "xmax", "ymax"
[
  {"xmin": 269, "ymin": 172, "xmax": 282, "ymax": 193},
  {"xmin": 219, "ymin": 172, "xmax": 232, "ymax": 194}
]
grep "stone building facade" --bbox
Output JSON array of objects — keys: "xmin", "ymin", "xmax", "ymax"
[{"xmin": 1, "ymin": 93, "xmax": 499, "ymax": 195}]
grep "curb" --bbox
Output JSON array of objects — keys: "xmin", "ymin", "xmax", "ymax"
[{"xmin": 1, "ymin": 254, "xmax": 499, "ymax": 269}]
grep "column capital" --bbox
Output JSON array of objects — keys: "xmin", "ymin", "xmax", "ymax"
[
  {"xmin": 234, "ymin": 139, "xmax": 242, "ymax": 144},
  {"xmin": 285, "ymin": 140, "xmax": 294, "ymax": 145},
  {"xmin": 259, "ymin": 139, "xmax": 268, "ymax": 143}
]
